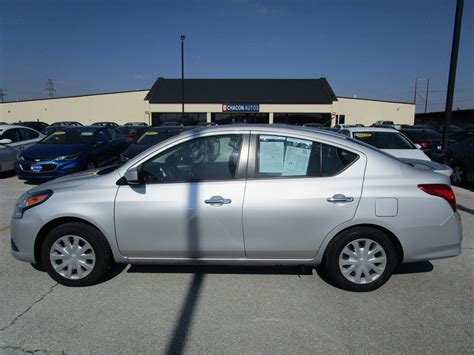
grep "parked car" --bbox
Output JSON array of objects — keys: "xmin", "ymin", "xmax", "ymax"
[
  {"xmin": 120, "ymin": 126, "xmax": 191, "ymax": 162},
  {"xmin": 124, "ymin": 122, "xmax": 148, "ymax": 127},
  {"xmin": 0, "ymin": 122, "xmax": 9, "ymax": 125},
  {"xmin": 15, "ymin": 126, "xmax": 128, "ymax": 181},
  {"xmin": 159, "ymin": 121, "xmax": 184, "ymax": 127},
  {"xmin": 50, "ymin": 121, "xmax": 83, "ymax": 127},
  {"xmin": 339, "ymin": 127, "xmax": 452, "ymax": 177},
  {"xmin": 11, "ymin": 125, "xmax": 461, "ymax": 291},
  {"xmin": 118, "ymin": 126, "xmax": 148, "ymax": 143},
  {"xmin": 0, "ymin": 125, "xmax": 45, "ymax": 172},
  {"xmin": 400, "ymin": 128, "xmax": 454, "ymax": 160},
  {"xmin": 437, "ymin": 124, "xmax": 465, "ymax": 136},
  {"xmin": 302, "ymin": 123, "xmax": 322, "ymax": 128},
  {"xmin": 92, "ymin": 122, "xmax": 119, "ymax": 127},
  {"xmin": 446, "ymin": 136, "xmax": 474, "ymax": 185},
  {"xmin": 13, "ymin": 121, "xmax": 49, "ymax": 133}
]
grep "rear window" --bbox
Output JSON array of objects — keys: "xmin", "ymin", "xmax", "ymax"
[
  {"xmin": 352, "ymin": 131, "xmax": 415, "ymax": 149},
  {"xmin": 402, "ymin": 130, "xmax": 442, "ymax": 140}
]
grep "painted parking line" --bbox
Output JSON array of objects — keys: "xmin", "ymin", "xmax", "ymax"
[{"xmin": 0, "ymin": 225, "xmax": 10, "ymax": 232}]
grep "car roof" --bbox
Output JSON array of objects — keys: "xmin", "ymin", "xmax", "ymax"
[
  {"xmin": 0, "ymin": 124, "xmax": 38, "ymax": 132},
  {"xmin": 343, "ymin": 127, "xmax": 399, "ymax": 133}
]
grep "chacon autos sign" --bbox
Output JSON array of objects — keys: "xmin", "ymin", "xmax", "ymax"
[{"xmin": 222, "ymin": 104, "xmax": 260, "ymax": 112}]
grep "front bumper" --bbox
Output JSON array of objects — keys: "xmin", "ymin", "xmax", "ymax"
[
  {"xmin": 10, "ymin": 211, "xmax": 45, "ymax": 263},
  {"xmin": 15, "ymin": 159, "xmax": 84, "ymax": 180}
]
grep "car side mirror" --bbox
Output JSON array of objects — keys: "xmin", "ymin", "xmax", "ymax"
[
  {"xmin": 0, "ymin": 138, "xmax": 12, "ymax": 145},
  {"xmin": 414, "ymin": 144, "xmax": 422, "ymax": 149},
  {"xmin": 123, "ymin": 166, "xmax": 141, "ymax": 185}
]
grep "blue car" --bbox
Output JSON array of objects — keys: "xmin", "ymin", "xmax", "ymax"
[{"xmin": 16, "ymin": 126, "xmax": 128, "ymax": 181}]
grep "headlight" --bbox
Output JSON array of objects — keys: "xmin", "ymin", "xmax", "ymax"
[
  {"xmin": 13, "ymin": 190, "xmax": 53, "ymax": 219},
  {"xmin": 54, "ymin": 153, "xmax": 80, "ymax": 161}
]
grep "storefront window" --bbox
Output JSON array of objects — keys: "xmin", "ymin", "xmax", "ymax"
[
  {"xmin": 212, "ymin": 113, "xmax": 269, "ymax": 124},
  {"xmin": 273, "ymin": 113, "xmax": 331, "ymax": 126},
  {"xmin": 151, "ymin": 113, "xmax": 206, "ymax": 126}
]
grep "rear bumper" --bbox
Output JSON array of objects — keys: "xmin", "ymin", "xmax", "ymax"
[{"xmin": 401, "ymin": 212, "xmax": 462, "ymax": 263}]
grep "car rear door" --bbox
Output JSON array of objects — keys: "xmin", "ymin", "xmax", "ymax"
[
  {"xmin": 242, "ymin": 133, "xmax": 366, "ymax": 259},
  {"xmin": 1, "ymin": 128, "xmax": 23, "ymax": 170}
]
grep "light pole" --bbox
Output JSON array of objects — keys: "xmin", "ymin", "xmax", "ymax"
[
  {"xmin": 442, "ymin": 0, "xmax": 464, "ymax": 156},
  {"xmin": 180, "ymin": 35, "xmax": 185, "ymax": 120}
]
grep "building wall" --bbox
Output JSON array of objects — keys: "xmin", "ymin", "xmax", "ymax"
[
  {"xmin": 334, "ymin": 97, "xmax": 415, "ymax": 126},
  {"xmin": 0, "ymin": 91, "xmax": 149, "ymax": 125},
  {"xmin": 0, "ymin": 91, "xmax": 415, "ymax": 127}
]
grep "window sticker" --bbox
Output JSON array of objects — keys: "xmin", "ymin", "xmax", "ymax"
[
  {"xmin": 282, "ymin": 138, "xmax": 312, "ymax": 176},
  {"xmin": 354, "ymin": 132, "xmax": 372, "ymax": 138},
  {"xmin": 53, "ymin": 131, "xmax": 66, "ymax": 135},
  {"xmin": 146, "ymin": 131, "xmax": 158, "ymax": 135},
  {"xmin": 81, "ymin": 132, "xmax": 93, "ymax": 136},
  {"xmin": 259, "ymin": 136, "xmax": 285, "ymax": 173}
]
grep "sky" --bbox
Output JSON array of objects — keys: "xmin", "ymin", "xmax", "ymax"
[{"xmin": 0, "ymin": 0, "xmax": 472, "ymax": 112}]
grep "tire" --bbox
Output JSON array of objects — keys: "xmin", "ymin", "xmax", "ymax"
[
  {"xmin": 324, "ymin": 227, "xmax": 398, "ymax": 292},
  {"xmin": 451, "ymin": 163, "xmax": 466, "ymax": 186},
  {"xmin": 40, "ymin": 222, "xmax": 113, "ymax": 287}
]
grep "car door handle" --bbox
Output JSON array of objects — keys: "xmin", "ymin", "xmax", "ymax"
[
  {"xmin": 204, "ymin": 196, "xmax": 232, "ymax": 205},
  {"xmin": 327, "ymin": 194, "xmax": 354, "ymax": 203}
]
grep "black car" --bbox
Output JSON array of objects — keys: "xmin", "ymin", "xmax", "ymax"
[
  {"xmin": 400, "ymin": 128, "xmax": 454, "ymax": 160},
  {"xmin": 447, "ymin": 136, "xmax": 474, "ymax": 185},
  {"xmin": 118, "ymin": 126, "xmax": 148, "ymax": 143},
  {"xmin": 124, "ymin": 122, "xmax": 148, "ymax": 127},
  {"xmin": 120, "ymin": 126, "xmax": 192, "ymax": 162},
  {"xmin": 92, "ymin": 121, "xmax": 119, "ymax": 127},
  {"xmin": 51, "ymin": 121, "xmax": 83, "ymax": 127},
  {"xmin": 13, "ymin": 121, "xmax": 49, "ymax": 133}
]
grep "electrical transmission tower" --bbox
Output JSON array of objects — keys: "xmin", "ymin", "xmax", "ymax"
[
  {"xmin": 46, "ymin": 79, "xmax": 56, "ymax": 98},
  {"xmin": 0, "ymin": 89, "xmax": 6, "ymax": 103}
]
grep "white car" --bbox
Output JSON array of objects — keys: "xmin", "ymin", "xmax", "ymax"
[
  {"xmin": 339, "ymin": 127, "xmax": 452, "ymax": 177},
  {"xmin": 0, "ymin": 125, "xmax": 45, "ymax": 172}
]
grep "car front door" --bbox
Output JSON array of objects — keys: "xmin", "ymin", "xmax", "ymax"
[
  {"xmin": 114, "ymin": 133, "xmax": 249, "ymax": 259},
  {"xmin": 242, "ymin": 133, "xmax": 366, "ymax": 259}
]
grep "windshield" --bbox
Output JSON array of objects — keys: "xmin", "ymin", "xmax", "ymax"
[
  {"xmin": 352, "ymin": 131, "xmax": 415, "ymax": 149},
  {"xmin": 40, "ymin": 128, "xmax": 96, "ymax": 145},
  {"xmin": 137, "ymin": 129, "xmax": 182, "ymax": 145}
]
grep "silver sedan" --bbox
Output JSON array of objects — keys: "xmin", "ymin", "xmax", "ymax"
[
  {"xmin": 0, "ymin": 125, "xmax": 45, "ymax": 172},
  {"xmin": 10, "ymin": 125, "xmax": 462, "ymax": 291}
]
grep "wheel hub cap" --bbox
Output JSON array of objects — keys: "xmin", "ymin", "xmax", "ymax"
[
  {"xmin": 49, "ymin": 235, "xmax": 96, "ymax": 280},
  {"xmin": 338, "ymin": 238, "xmax": 387, "ymax": 284}
]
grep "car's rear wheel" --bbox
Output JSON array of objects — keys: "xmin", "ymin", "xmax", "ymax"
[
  {"xmin": 451, "ymin": 163, "xmax": 466, "ymax": 186},
  {"xmin": 41, "ymin": 222, "xmax": 112, "ymax": 287},
  {"xmin": 324, "ymin": 227, "xmax": 398, "ymax": 292}
]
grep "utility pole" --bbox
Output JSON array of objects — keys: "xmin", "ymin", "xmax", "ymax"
[
  {"xmin": 0, "ymin": 89, "xmax": 6, "ymax": 103},
  {"xmin": 424, "ymin": 78, "xmax": 430, "ymax": 113},
  {"xmin": 442, "ymin": 0, "xmax": 464, "ymax": 156},
  {"xmin": 413, "ymin": 78, "xmax": 418, "ymax": 105},
  {"xmin": 46, "ymin": 79, "xmax": 56, "ymax": 98},
  {"xmin": 180, "ymin": 35, "xmax": 185, "ymax": 120}
]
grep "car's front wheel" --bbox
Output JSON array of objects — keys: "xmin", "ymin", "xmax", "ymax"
[
  {"xmin": 451, "ymin": 163, "xmax": 466, "ymax": 186},
  {"xmin": 324, "ymin": 227, "xmax": 398, "ymax": 292},
  {"xmin": 41, "ymin": 222, "xmax": 112, "ymax": 286}
]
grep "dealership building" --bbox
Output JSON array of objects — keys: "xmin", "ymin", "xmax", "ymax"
[{"xmin": 0, "ymin": 78, "xmax": 415, "ymax": 126}]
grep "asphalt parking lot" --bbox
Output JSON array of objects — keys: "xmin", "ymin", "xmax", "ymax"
[{"xmin": 0, "ymin": 172, "xmax": 473, "ymax": 354}]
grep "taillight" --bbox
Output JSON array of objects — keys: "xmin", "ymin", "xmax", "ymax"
[
  {"xmin": 418, "ymin": 184, "xmax": 457, "ymax": 212},
  {"xmin": 127, "ymin": 135, "xmax": 135, "ymax": 143},
  {"xmin": 416, "ymin": 141, "xmax": 430, "ymax": 148}
]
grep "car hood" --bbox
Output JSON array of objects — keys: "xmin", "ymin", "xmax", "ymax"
[
  {"xmin": 27, "ymin": 167, "xmax": 120, "ymax": 193},
  {"xmin": 23, "ymin": 144, "xmax": 90, "ymax": 159},
  {"xmin": 122, "ymin": 144, "xmax": 150, "ymax": 159},
  {"xmin": 399, "ymin": 158, "xmax": 453, "ymax": 177},
  {"xmin": 381, "ymin": 148, "xmax": 431, "ymax": 161}
]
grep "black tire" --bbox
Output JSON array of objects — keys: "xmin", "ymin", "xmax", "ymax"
[
  {"xmin": 451, "ymin": 162, "xmax": 466, "ymax": 186},
  {"xmin": 41, "ymin": 222, "xmax": 113, "ymax": 287},
  {"xmin": 324, "ymin": 227, "xmax": 398, "ymax": 292}
]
